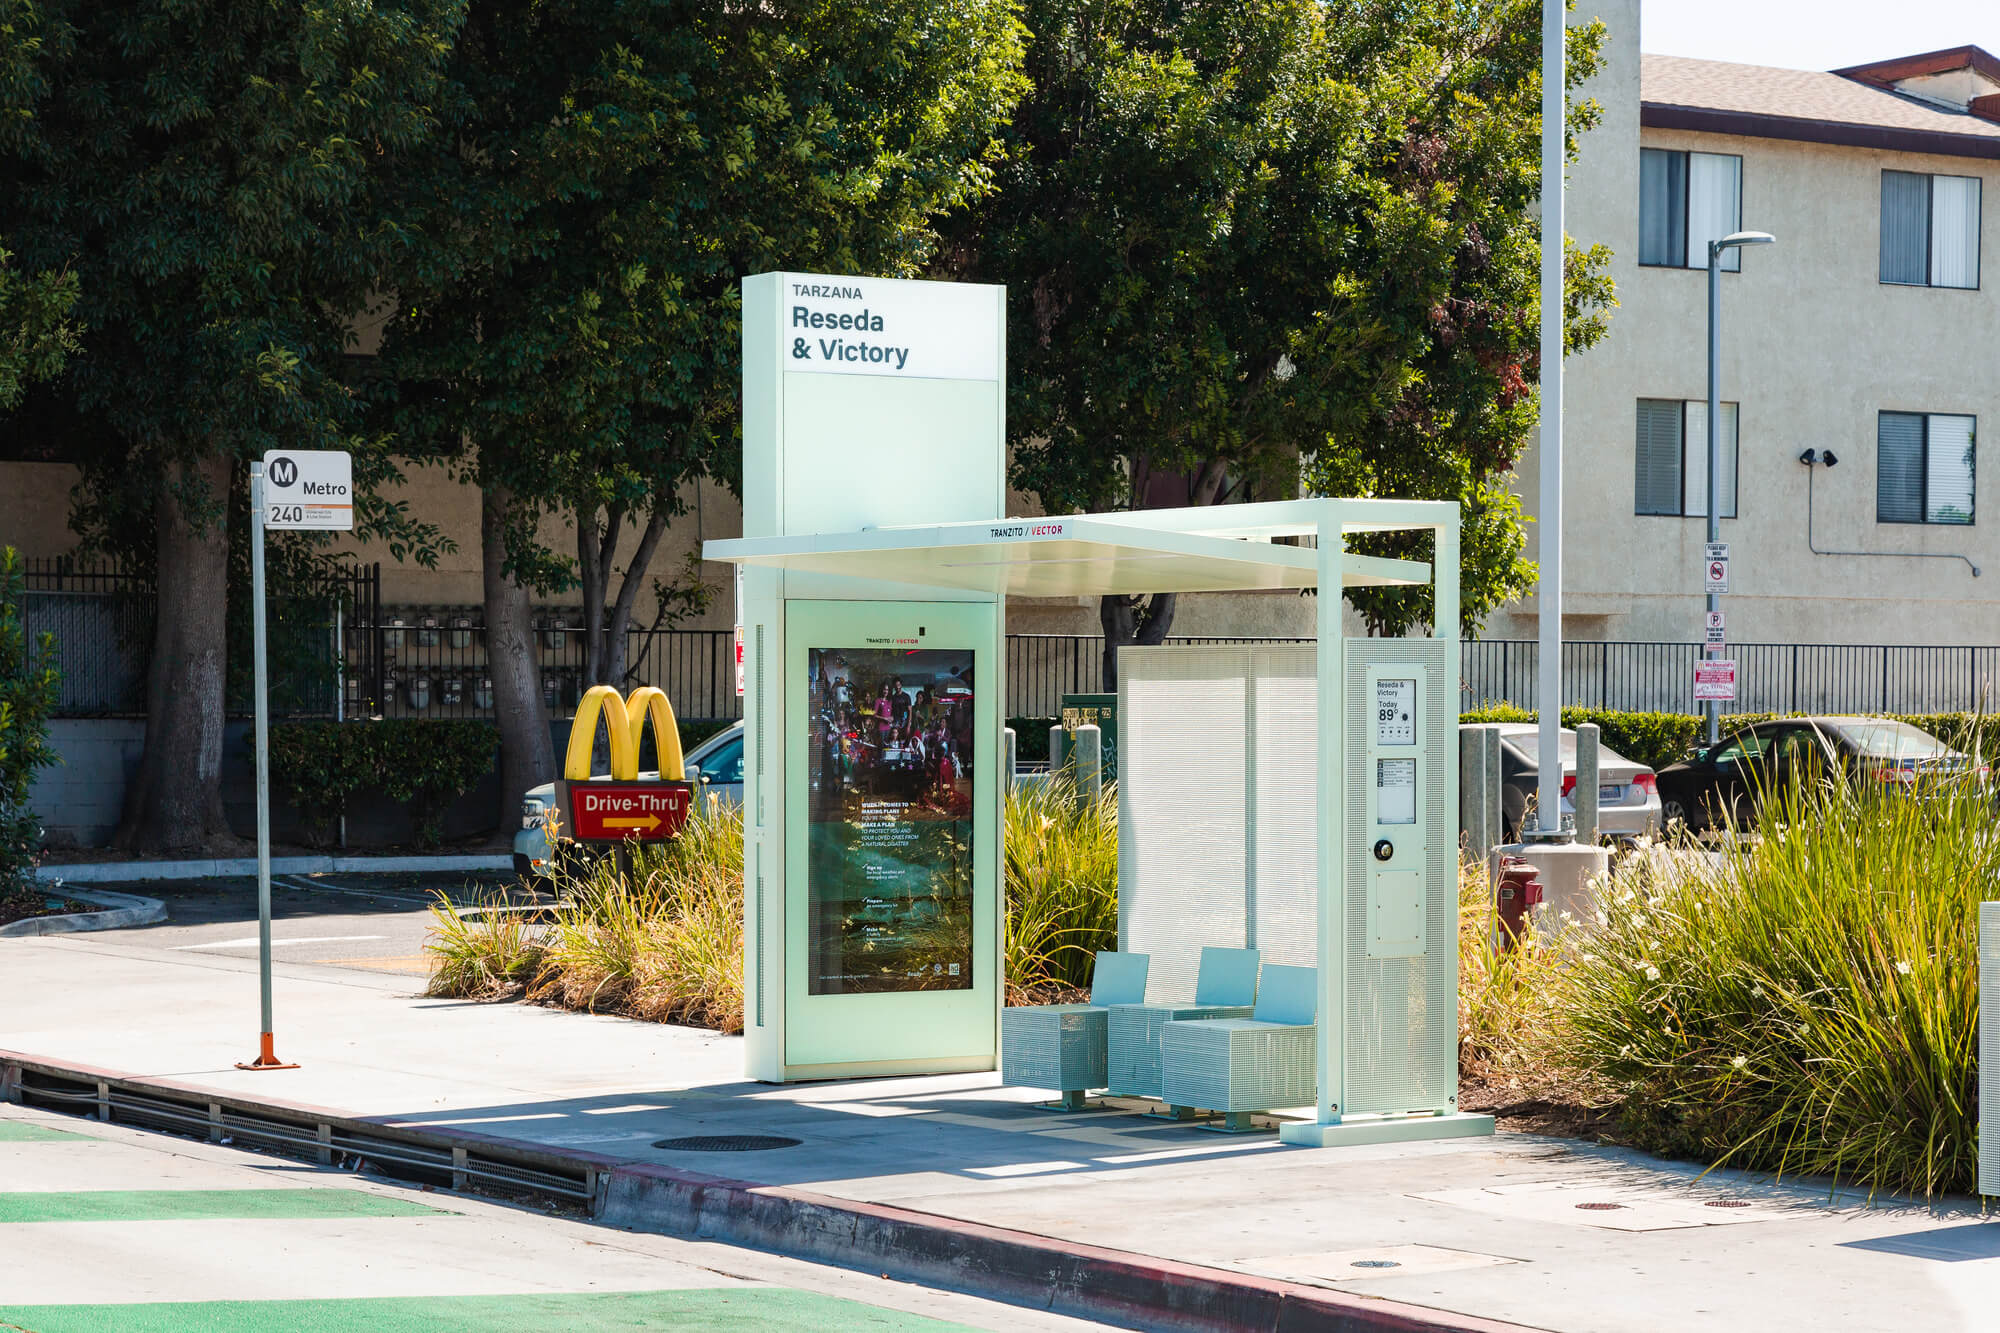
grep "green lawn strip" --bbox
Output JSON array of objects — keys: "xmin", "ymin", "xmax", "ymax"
[
  {"xmin": 0, "ymin": 1189, "xmax": 444, "ymax": 1224},
  {"xmin": 0, "ymin": 1289, "xmax": 970, "ymax": 1332},
  {"xmin": 0, "ymin": 1124, "xmax": 82, "ymax": 1143}
]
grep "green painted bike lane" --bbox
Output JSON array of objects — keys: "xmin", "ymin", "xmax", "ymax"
[
  {"xmin": 0, "ymin": 1290, "xmax": 968, "ymax": 1332},
  {"xmin": 0, "ymin": 1118, "xmax": 973, "ymax": 1332}
]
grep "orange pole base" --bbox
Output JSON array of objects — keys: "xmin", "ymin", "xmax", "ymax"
[{"xmin": 235, "ymin": 1032, "xmax": 300, "ymax": 1071}]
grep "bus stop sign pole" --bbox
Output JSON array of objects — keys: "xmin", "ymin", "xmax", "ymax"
[{"xmin": 237, "ymin": 449, "xmax": 352, "ymax": 1071}]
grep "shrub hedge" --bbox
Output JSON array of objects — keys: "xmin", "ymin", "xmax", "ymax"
[
  {"xmin": 1460, "ymin": 704, "xmax": 2000, "ymax": 774},
  {"xmin": 270, "ymin": 720, "xmax": 498, "ymax": 847}
]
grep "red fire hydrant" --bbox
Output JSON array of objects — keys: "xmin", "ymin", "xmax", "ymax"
[{"xmin": 1494, "ymin": 855, "xmax": 1544, "ymax": 950}]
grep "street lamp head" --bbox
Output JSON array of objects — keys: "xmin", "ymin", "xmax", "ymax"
[{"xmin": 1716, "ymin": 230, "xmax": 1776, "ymax": 251}]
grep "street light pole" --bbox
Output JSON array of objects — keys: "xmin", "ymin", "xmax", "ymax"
[
  {"xmin": 1703, "ymin": 230, "xmax": 1774, "ymax": 746},
  {"xmin": 1533, "ymin": 0, "xmax": 1564, "ymax": 837}
]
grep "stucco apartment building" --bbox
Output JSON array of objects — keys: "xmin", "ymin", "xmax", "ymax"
[{"xmin": 1499, "ymin": 0, "xmax": 2000, "ymax": 672}]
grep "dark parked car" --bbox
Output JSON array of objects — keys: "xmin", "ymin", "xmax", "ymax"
[{"xmin": 1653, "ymin": 716, "xmax": 1982, "ymax": 830}]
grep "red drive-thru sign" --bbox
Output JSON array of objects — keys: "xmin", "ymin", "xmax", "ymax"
[
  {"xmin": 1693, "ymin": 658, "xmax": 1738, "ymax": 702},
  {"xmin": 559, "ymin": 779, "xmax": 693, "ymax": 843}
]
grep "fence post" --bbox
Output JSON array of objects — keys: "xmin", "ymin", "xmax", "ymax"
[
  {"xmin": 1883, "ymin": 645, "xmax": 1890, "ymax": 713},
  {"xmin": 1791, "ymin": 644, "xmax": 1798, "ymax": 714}
]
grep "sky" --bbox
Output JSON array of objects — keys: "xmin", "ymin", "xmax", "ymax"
[{"xmin": 1641, "ymin": 0, "xmax": 2000, "ymax": 71}]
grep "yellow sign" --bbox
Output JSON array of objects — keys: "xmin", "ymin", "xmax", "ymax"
[{"xmin": 564, "ymin": 685, "xmax": 686, "ymax": 782}]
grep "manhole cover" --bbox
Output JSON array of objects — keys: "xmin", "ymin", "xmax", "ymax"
[
  {"xmin": 1574, "ymin": 1201, "xmax": 1626, "ymax": 1211},
  {"xmin": 652, "ymin": 1135, "xmax": 801, "ymax": 1152},
  {"xmin": 1705, "ymin": 1199, "xmax": 1753, "ymax": 1209},
  {"xmin": 1349, "ymin": 1259, "xmax": 1402, "ymax": 1269}
]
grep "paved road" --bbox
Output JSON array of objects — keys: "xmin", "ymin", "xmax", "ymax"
[
  {"xmin": 0, "ymin": 1103, "xmax": 1097, "ymax": 1332},
  {"xmin": 78, "ymin": 870, "xmax": 532, "ymax": 978}
]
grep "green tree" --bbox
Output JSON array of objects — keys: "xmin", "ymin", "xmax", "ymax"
[
  {"xmin": 941, "ymin": 0, "xmax": 1615, "ymax": 681},
  {"xmin": 0, "ymin": 2, "xmax": 79, "ymax": 407},
  {"xmin": 0, "ymin": 0, "xmax": 465, "ymax": 850},
  {"xmin": 374, "ymin": 0, "xmax": 1026, "ymax": 819}
]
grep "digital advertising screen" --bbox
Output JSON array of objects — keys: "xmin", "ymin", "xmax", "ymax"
[{"xmin": 804, "ymin": 647, "xmax": 976, "ymax": 995}]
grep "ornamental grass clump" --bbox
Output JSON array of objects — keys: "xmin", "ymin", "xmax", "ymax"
[
  {"xmin": 1003, "ymin": 773, "xmax": 1118, "ymax": 1001},
  {"xmin": 1554, "ymin": 777, "xmax": 2000, "ymax": 1198}
]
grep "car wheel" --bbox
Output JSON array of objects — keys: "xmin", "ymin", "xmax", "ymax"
[{"xmin": 1661, "ymin": 795, "xmax": 1695, "ymax": 831}]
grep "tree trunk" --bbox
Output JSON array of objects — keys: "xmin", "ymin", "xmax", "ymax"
[
  {"xmin": 485, "ymin": 483, "xmax": 555, "ymax": 831},
  {"xmin": 578, "ymin": 503, "xmax": 617, "ymax": 687},
  {"xmin": 115, "ymin": 452, "xmax": 235, "ymax": 852},
  {"xmin": 603, "ymin": 510, "xmax": 668, "ymax": 687},
  {"xmin": 1096, "ymin": 458, "xmax": 1228, "ymax": 691}
]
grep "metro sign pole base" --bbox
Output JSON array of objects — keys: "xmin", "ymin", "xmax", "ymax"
[{"xmin": 236, "ymin": 1032, "xmax": 299, "ymax": 1071}]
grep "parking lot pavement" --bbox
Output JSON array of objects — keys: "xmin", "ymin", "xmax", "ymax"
[
  {"xmin": 68, "ymin": 870, "xmax": 535, "ymax": 977},
  {"xmin": 0, "ymin": 1103, "xmax": 1095, "ymax": 1332}
]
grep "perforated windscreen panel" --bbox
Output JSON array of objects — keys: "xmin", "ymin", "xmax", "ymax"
[
  {"xmin": 1119, "ymin": 646, "xmax": 1319, "ymax": 1003},
  {"xmin": 1343, "ymin": 638, "xmax": 1457, "ymax": 1117},
  {"xmin": 1118, "ymin": 653, "xmax": 1248, "ymax": 1003},
  {"xmin": 1980, "ymin": 903, "xmax": 2000, "ymax": 1196},
  {"xmin": 1250, "ymin": 649, "xmax": 1319, "ymax": 968}
]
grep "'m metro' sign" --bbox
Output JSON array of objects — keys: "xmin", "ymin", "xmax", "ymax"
[{"xmin": 559, "ymin": 780, "xmax": 693, "ymax": 843}]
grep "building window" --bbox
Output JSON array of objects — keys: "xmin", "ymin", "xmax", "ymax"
[
  {"xmin": 1878, "ymin": 411, "xmax": 1975, "ymax": 524},
  {"xmin": 1639, "ymin": 149, "xmax": 1744, "ymax": 270},
  {"xmin": 1881, "ymin": 171, "xmax": 1981, "ymax": 289},
  {"xmin": 1635, "ymin": 398, "xmax": 1739, "ymax": 517}
]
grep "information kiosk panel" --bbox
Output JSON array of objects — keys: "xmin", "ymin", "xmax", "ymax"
[{"xmin": 782, "ymin": 600, "xmax": 1000, "ymax": 1069}]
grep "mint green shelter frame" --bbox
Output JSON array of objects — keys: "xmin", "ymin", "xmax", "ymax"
[{"xmin": 709, "ymin": 497, "xmax": 1495, "ymax": 1145}]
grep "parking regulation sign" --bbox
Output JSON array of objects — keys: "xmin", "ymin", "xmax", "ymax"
[
  {"xmin": 1693, "ymin": 658, "xmax": 1738, "ymax": 702},
  {"xmin": 1704, "ymin": 610, "xmax": 1726, "ymax": 647},
  {"xmin": 262, "ymin": 450, "xmax": 353, "ymax": 530}
]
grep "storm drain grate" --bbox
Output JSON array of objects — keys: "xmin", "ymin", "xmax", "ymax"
[
  {"xmin": 1705, "ymin": 1199, "xmax": 1753, "ymax": 1209},
  {"xmin": 652, "ymin": 1135, "xmax": 801, "ymax": 1153},
  {"xmin": 1573, "ymin": 1201, "xmax": 1626, "ymax": 1211},
  {"xmin": 1349, "ymin": 1259, "xmax": 1401, "ymax": 1269}
]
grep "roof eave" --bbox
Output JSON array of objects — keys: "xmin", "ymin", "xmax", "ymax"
[{"xmin": 1641, "ymin": 101, "xmax": 2000, "ymax": 162}]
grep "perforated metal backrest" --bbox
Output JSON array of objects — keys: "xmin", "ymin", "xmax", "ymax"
[
  {"xmin": 1090, "ymin": 951, "xmax": 1150, "ymax": 1007},
  {"xmin": 1194, "ymin": 946, "xmax": 1260, "ymax": 1006},
  {"xmin": 1254, "ymin": 964, "xmax": 1317, "ymax": 1026}
]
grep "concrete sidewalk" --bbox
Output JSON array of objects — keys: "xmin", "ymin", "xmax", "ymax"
[{"xmin": 5, "ymin": 932, "xmax": 1998, "ymax": 1331}]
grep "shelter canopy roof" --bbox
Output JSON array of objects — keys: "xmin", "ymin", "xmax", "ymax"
[{"xmin": 705, "ymin": 506, "xmax": 1435, "ymax": 599}]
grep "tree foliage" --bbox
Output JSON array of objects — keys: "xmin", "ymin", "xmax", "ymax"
[
  {"xmin": 0, "ymin": 0, "xmax": 465, "ymax": 847},
  {"xmin": 941, "ymin": 0, "xmax": 1617, "ymax": 653}
]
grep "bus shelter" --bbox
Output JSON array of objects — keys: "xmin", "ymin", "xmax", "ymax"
[{"xmin": 707, "ymin": 497, "xmax": 1493, "ymax": 1147}]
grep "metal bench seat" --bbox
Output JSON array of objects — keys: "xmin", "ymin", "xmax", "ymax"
[{"xmin": 999, "ymin": 951, "xmax": 1149, "ymax": 1110}]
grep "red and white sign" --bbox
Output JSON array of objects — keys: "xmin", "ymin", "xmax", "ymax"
[
  {"xmin": 734, "ymin": 625, "xmax": 745, "ymax": 697},
  {"xmin": 1693, "ymin": 658, "xmax": 1738, "ymax": 702},
  {"xmin": 561, "ymin": 781, "xmax": 693, "ymax": 843}
]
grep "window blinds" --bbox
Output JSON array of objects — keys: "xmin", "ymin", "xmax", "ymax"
[
  {"xmin": 1882, "ymin": 171, "xmax": 1980, "ymax": 288},
  {"xmin": 1931, "ymin": 176, "xmax": 1981, "ymax": 289},
  {"xmin": 1634, "ymin": 399, "xmax": 1683, "ymax": 515},
  {"xmin": 1639, "ymin": 149, "xmax": 1686, "ymax": 268},
  {"xmin": 1878, "ymin": 412, "xmax": 1929, "ymax": 523},
  {"xmin": 1927, "ymin": 414, "xmax": 1976, "ymax": 523},
  {"xmin": 1688, "ymin": 154, "xmax": 1742, "ymax": 272}
]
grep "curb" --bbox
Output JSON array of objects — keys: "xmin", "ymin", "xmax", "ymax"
[
  {"xmin": 0, "ymin": 1050, "xmax": 1542, "ymax": 1333},
  {"xmin": 37, "ymin": 854, "xmax": 513, "ymax": 884},
  {"xmin": 0, "ymin": 889, "xmax": 167, "ymax": 938}
]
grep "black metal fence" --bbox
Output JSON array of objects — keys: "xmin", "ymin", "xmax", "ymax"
[
  {"xmin": 1460, "ymin": 640, "xmax": 2000, "ymax": 717},
  {"xmin": 25, "ymin": 561, "xmax": 2000, "ymax": 722}
]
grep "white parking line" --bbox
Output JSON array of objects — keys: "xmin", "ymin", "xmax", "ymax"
[{"xmin": 171, "ymin": 935, "xmax": 388, "ymax": 951}]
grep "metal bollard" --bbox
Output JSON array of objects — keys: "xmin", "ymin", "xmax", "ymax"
[
  {"xmin": 1575, "ymin": 722, "xmax": 1600, "ymax": 846},
  {"xmin": 1003, "ymin": 726, "xmax": 1018, "ymax": 793},
  {"xmin": 1071, "ymin": 724, "xmax": 1103, "ymax": 809}
]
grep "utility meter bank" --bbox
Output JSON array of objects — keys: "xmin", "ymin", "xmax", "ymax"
[{"xmin": 707, "ymin": 272, "xmax": 1489, "ymax": 1148}]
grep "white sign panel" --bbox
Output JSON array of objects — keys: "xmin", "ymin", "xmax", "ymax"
[
  {"xmin": 1375, "ymin": 678, "xmax": 1416, "ymax": 746},
  {"xmin": 1704, "ymin": 556, "xmax": 1729, "ymax": 594},
  {"xmin": 1694, "ymin": 658, "xmax": 1738, "ymax": 702},
  {"xmin": 1704, "ymin": 541, "xmax": 1729, "ymax": 563},
  {"xmin": 1704, "ymin": 610, "xmax": 1726, "ymax": 647},
  {"xmin": 262, "ymin": 451, "xmax": 353, "ymax": 530},
  {"xmin": 780, "ymin": 273, "xmax": 1000, "ymax": 382}
]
